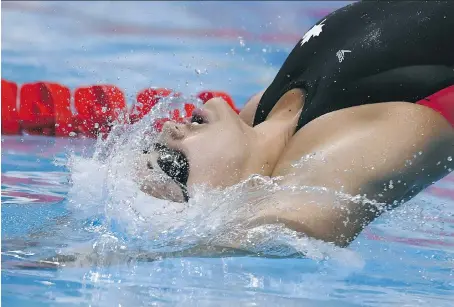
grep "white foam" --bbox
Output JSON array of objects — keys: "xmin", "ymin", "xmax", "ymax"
[{"xmin": 64, "ymin": 97, "xmax": 365, "ymax": 269}]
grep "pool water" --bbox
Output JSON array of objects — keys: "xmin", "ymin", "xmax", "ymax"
[
  {"xmin": 2, "ymin": 135, "xmax": 454, "ymax": 306},
  {"xmin": 2, "ymin": 1, "xmax": 454, "ymax": 306}
]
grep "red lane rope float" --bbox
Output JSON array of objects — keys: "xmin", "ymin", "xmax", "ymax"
[
  {"xmin": 19, "ymin": 82, "xmax": 72, "ymax": 136},
  {"xmin": 1, "ymin": 79, "xmax": 20, "ymax": 135},
  {"xmin": 1, "ymin": 79, "xmax": 239, "ymax": 137},
  {"xmin": 130, "ymin": 88, "xmax": 198, "ymax": 132},
  {"xmin": 73, "ymin": 85, "xmax": 126, "ymax": 138},
  {"xmin": 130, "ymin": 88, "xmax": 178, "ymax": 124}
]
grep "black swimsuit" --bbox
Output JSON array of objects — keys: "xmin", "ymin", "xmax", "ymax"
[{"xmin": 253, "ymin": 1, "xmax": 454, "ymax": 131}]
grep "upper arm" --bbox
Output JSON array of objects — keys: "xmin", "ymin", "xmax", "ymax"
[{"xmin": 263, "ymin": 102, "xmax": 454, "ymax": 246}]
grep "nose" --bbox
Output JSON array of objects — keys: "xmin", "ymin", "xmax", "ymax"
[{"xmin": 161, "ymin": 121, "xmax": 186, "ymax": 140}]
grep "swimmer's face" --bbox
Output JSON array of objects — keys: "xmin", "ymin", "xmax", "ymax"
[{"xmin": 157, "ymin": 98, "xmax": 252, "ymax": 192}]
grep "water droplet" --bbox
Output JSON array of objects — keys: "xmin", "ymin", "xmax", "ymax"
[
  {"xmin": 447, "ymin": 156, "xmax": 452, "ymax": 161},
  {"xmin": 238, "ymin": 36, "xmax": 245, "ymax": 47},
  {"xmin": 195, "ymin": 69, "xmax": 201, "ymax": 75},
  {"xmin": 69, "ymin": 132, "xmax": 76, "ymax": 137}
]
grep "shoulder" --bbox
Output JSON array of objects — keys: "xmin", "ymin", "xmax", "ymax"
[{"xmin": 271, "ymin": 102, "xmax": 454, "ymax": 198}]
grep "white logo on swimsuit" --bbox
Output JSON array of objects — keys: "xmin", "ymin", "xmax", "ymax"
[
  {"xmin": 336, "ymin": 50, "xmax": 351, "ymax": 63},
  {"xmin": 300, "ymin": 19, "xmax": 326, "ymax": 46}
]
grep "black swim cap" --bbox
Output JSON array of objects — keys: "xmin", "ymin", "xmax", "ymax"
[{"xmin": 143, "ymin": 143, "xmax": 190, "ymax": 201}]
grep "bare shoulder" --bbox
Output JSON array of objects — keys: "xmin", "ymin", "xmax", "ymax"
[
  {"xmin": 250, "ymin": 102, "xmax": 454, "ymax": 246},
  {"xmin": 272, "ymin": 102, "xmax": 454, "ymax": 201}
]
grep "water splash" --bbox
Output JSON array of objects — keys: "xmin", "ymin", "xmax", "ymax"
[{"xmin": 61, "ymin": 96, "xmax": 370, "ymax": 271}]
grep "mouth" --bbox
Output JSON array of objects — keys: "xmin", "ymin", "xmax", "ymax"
[{"xmin": 143, "ymin": 143, "xmax": 190, "ymax": 201}]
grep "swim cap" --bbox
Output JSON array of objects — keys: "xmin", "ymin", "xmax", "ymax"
[{"xmin": 143, "ymin": 143, "xmax": 190, "ymax": 201}]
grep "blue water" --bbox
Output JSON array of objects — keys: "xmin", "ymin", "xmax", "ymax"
[
  {"xmin": 2, "ymin": 135, "xmax": 454, "ymax": 306},
  {"xmin": 2, "ymin": 1, "xmax": 454, "ymax": 306}
]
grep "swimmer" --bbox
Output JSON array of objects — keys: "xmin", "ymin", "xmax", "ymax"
[{"xmin": 138, "ymin": 1, "xmax": 454, "ymax": 247}]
